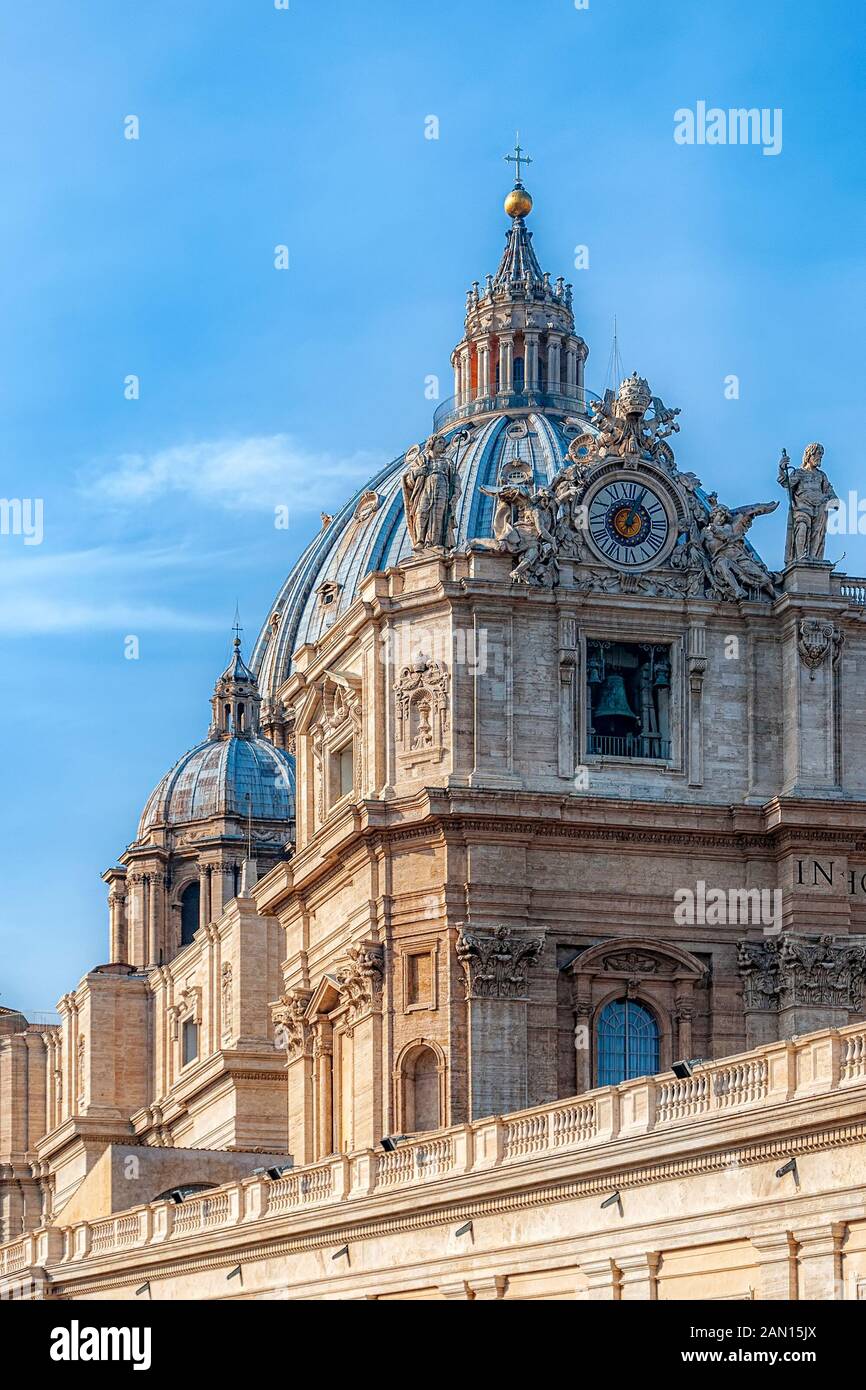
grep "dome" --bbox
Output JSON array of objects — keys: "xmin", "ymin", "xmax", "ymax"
[
  {"xmin": 252, "ymin": 169, "xmax": 594, "ymax": 701},
  {"xmin": 252, "ymin": 410, "xmax": 580, "ymax": 698},
  {"xmin": 138, "ymin": 735, "xmax": 295, "ymax": 838},
  {"xmin": 136, "ymin": 636, "xmax": 296, "ymax": 840}
]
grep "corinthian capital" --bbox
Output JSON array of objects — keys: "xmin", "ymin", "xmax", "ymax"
[
  {"xmin": 456, "ymin": 924, "xmax": 544, "ymax": 1000},
  {"xmin": 335, "ymin": 941, "xmax": 385, "ymax": 1021}
]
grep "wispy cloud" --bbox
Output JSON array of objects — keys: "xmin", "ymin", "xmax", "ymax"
[
  {"xmin": 82, "ymin": 434, "xmax": 385, "ymax": 513},
  {"xmin": 0, "ymin": 545, "xmax": 228, "ymax": 635}
]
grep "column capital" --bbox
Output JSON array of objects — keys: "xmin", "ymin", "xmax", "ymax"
[
  {"xmin": 577, "ymin": 1256, "xmax": 621, "ymax": 1300},
  {"xmin": 617, "ymin": 1250, "xmax": 660, "ymax": 1301},
  {"xmin": 470, "ymin": 1275, "xmax": 506, "ymax": 1300}
]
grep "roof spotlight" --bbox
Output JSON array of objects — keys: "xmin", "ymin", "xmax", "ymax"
[
  {"xmin": 170, "ymin": 1190, "xmax": 184, "ymax": 1205},
  {"xmin": 332, "ymin": 1244, "xmax": 350, "ymax": 1261},
  {"xmin": 454, "ymin": 1221, "xmax": 473, "ymax": 1238},
  {"xmin": 379, "ymin": 1134, "xmax": 410, "ymax": 1152},
  {"xmin": 775, "ymin": 1157, "xmax": 798, "ymax": 1180},
  {"xmin": 671, "ymin": 1058, "xmax": 705, "ymax": 1079},
  {"xmin": 600, "ymin": 1190, "xmax": 622, "ymax": 1210}
]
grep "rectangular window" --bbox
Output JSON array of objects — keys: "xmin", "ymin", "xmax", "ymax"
[
  {"xmin": 406, "ymin": 951, "xmax": 433, "ymax": 1008},
  {"xmin": 182, "ymin": 1019, "xmax": 198, "ymax": 1067},
  {"xmin": 338, "ymin": 743, "xmax": 354, "ymax": 798},
  {"xmin": 586, "ymin": 640, "xmax": 672, "ymax": 762}
]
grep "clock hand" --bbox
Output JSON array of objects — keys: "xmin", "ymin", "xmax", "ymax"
[{"xmin": 625, "ymin": 489, "xmax": 646, "ymax": 528}]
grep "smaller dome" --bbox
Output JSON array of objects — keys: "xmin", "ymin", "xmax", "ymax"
[
  {"xmin": 504, "ymin": 184, "xmax": 532, "ymax": 218},
  {"xmin": 136, "ymin": 636, "xmax": 296, "ymax": 840},
  {"xmin": 138, "ymin": 736, "xmax": 294, "ymax": 837}
]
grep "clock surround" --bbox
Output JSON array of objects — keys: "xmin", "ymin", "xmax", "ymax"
[{"xmin": 583, "ymin": 468, "xmax": 679, "ymax": 572}]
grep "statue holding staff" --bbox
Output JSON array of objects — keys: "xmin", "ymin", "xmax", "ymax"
[{"xmin": 777, "ymin": 443, "xmax": 838, "ymax": 564}]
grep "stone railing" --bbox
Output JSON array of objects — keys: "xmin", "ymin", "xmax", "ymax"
[
  {"xmin": 832, "ymin": 575, "xmax": 866, "ymax": 605},
  {"xmin": 376, "ymin": 1134, "xmax": 455, "ymax": 1187},
  {"xmin": 3, "ymin": 1022, "xmax": 866, "ymax": 1276},
  {"xmin": 0, "ymin": 1237, "xmax": 30, "ymax": 1277},
  {"xmin": 656, "ymin": 1056, "xmax": 769, "ymax": 1123},
  {"xmin": 266, "ymin": 1162, "xmax": 334, "ymax": 1213}
]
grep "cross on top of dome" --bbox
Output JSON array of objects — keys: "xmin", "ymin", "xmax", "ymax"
[{"xmin": 503, "ymin": 134, "xmax": 533, "ymax": 218}]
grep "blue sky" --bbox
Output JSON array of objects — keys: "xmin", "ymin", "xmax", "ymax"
[{"xmin": 1, "ymin": 0, "xmax": 864, "ymax": 1008}]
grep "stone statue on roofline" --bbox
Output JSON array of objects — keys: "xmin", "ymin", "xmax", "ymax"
[
  {"xmin": 476, "ymin": 471, "xmax": 560, "ymax": 588},
  {"xmin": 401, "ymin": 433, "xmax": 462, "ymax": 552},
  {"xmin": 701, "ymin": 497, "xmax": 779, "ymax": 602},
  {"xmin": 777, "ymin": 443, "xmax": 839, "ymax": 565}
]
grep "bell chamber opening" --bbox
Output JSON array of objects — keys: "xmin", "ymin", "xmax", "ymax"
[{"xmin": 586, "ymin": 640, "xmax": 672, "ymax": 761}]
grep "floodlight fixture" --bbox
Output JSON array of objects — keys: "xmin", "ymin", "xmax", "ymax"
[
  {"xmin": 379, "ymin": 1134, "xmax": 411, "ymax": 1152},
  {"xmin": 671, "ymin": 1057, "xmax": 706, "ymax": 1079}
]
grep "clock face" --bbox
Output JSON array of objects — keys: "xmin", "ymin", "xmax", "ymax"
[{"xmin": 586, "ymin": 477, "xmax": 672, "ymax": 569}]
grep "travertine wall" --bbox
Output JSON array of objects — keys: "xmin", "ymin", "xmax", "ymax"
[{"xmin": 254, "ymin": 555, "xmax": 866, "ymax": 1165}]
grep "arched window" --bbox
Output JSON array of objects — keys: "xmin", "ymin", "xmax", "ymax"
[
  {"xmin": 596, "ymin": 999, "xmax": 659, "ymax": 1087},
  {"xmin": 180, "ymin": 881, "xmax": 200, "ymax": 947},
  {"xmin": 400, "ymin": 1044, "xmax": 441, "ymax": 1133}
]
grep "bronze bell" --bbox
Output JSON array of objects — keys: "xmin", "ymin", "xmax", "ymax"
[{"xmin": 593, "ymin": 673, "xmax": 639, "ymax": 731}]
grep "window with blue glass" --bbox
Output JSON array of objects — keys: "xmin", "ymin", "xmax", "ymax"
[{"xmin": 596, "ymin": 999, "xmax": 660, "ymax": 1086}]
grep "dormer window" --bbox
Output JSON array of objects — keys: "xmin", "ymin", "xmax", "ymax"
[{"xmin": 317, "ymin": 580, "xmax": 342, "ymax": 610}]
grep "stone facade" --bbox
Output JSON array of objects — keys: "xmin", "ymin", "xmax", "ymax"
[
  {"xmin": 4, "ymin": 1025, "xmax": 866, "ymax": 1301},
  {"xmin": 1, "ymin": 171, "xmax": 865, "ymax": 1300}
]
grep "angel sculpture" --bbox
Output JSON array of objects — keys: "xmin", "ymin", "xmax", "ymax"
[
  {"xmin": 669, "ymin": 472, "xmax": 716, "ymax": 594},
  {"xmin": 477, "ymin": 479, "xmax": 559, "ymax": 587},
  {"xmin": 702, "ymin": 498, "xmax": 779, "ymax": 601}
]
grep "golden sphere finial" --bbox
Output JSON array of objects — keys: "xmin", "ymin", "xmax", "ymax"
[
  {"xmin": 503, "ymin": 135, "xmax": 533, "ymax": 217},
  {"xmin": 504, "ymin": 184, "xmax": 533, "ymax": 219}
]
